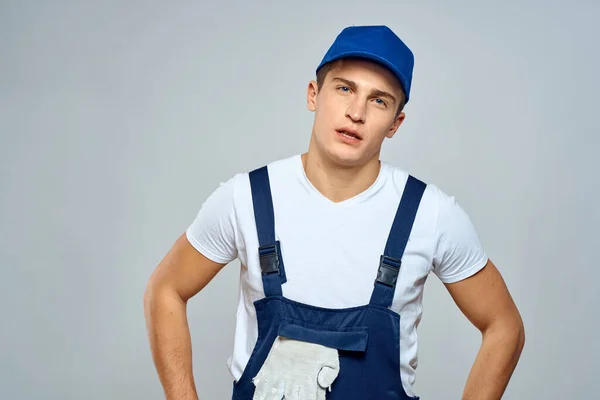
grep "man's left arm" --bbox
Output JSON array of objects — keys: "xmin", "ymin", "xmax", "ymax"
[{"xmin": 444, "ymin": 259, "xmax": 525, "ymax": 400}]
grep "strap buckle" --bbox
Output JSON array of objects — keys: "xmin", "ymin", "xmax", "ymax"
[
  {"xmin": 375, "ymin": 255, "xmax": 402, "ymax": 287},
  {"xmin": 259, "ymin": 243, "xmax": 280, "ymax": 275}
]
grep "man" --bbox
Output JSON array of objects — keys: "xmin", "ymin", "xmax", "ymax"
[{"xmin": 144, "ymin": 25, "xmax": 525, "ymax": 400}]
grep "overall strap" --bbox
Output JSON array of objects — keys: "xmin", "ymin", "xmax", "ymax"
[
  {"xmin": 369, "ymin": 175, "xmax": 426, "ymax": 308},
  {"xmin": 248, "ymin": 166, "xmax": 287, "ymax": 297}
]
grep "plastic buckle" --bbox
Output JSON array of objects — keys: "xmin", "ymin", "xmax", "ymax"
[
  {"xmin": 258, "ymin": 244, "xmax": 280, "ymax": 275},
  {"xmin": 375, "ymin": 255, "xmax": 402, "ymax": 287}
]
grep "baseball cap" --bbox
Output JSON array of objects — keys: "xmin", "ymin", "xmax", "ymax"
[{"xmin": 316, "ymin": 25, "xmax": 414, "ymax": 103}]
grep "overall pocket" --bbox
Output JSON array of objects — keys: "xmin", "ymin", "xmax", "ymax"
[{"xmin": 278, "ymin": 321, "xmax": 369, "ymax": 352}]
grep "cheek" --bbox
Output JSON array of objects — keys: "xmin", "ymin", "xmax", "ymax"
[
  {"xmin": 315, "ymin": 101, "xmax": 339, "ymax": 126},
  {"xmin": 312, "ymin": 111, "xmax": 332, "ymax": 141},
  {"xmin": 366, "ymin": 120, "xmax": 394, "ymax": 141},
  {"xmin": 319, "ymin": 92, "xmax": 346, "ymax": 113},
  {"xmin": 376, "ymin": 115, "xmax": 396, "ymax": 131}
]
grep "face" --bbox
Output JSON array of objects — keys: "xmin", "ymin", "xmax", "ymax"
[{"xmin": 306, "ymin": 58, "xmax": 406, "ymax": 168}]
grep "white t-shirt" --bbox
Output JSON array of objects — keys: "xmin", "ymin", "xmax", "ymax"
[{"xmin": 185, "ymin": 154, "xmax": 488, "ymax": 397}]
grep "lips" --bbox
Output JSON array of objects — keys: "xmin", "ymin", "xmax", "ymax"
[{"xmin": 336, "ymin": 128, "xmax": 362, "ymax": 140}]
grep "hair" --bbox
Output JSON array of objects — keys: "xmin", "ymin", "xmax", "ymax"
[{"xmin": 316, "ymin": 59, "xmax": 406, "ymax": 116}]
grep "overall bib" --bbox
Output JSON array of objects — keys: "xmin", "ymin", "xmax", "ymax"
[{"xmin": 232, "ymin": 166, "xmax": 426, "ymax": 400}]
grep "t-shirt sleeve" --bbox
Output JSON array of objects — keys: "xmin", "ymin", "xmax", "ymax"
[
  {"xmin": 431, "ymin": 188, "xmax": 489, "ymax": 283},
  {"xmin": 185, "ymin": 175, "xmax": 239, "ymax": 265}
]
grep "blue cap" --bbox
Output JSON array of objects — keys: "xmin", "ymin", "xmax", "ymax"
[{"xmin": 316, "ymin": 25, "xmax": 414, "ymax": 103}]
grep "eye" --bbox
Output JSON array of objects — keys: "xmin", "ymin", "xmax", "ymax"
[
  {"xmin": 337, "ymin": 86, "xmax": 351, "ymax": 93},
  {"xmin": 374, "ymin": 98, "xmax": 387, "ymax": 107}
]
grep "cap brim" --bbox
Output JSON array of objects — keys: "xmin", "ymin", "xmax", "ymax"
[{"xmin": 317, "ymin": 51, "xmax": 409, "ymax": 102}]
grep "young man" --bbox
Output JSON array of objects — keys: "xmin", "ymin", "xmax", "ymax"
[{"xmin": 144, "ymin": 25, "xmax": 525, "ymax": 400}]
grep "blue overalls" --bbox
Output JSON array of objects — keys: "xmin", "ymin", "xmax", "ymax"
[{"xmin": 232, "ymin": 165, "xmax": 426, "ymax": 400}]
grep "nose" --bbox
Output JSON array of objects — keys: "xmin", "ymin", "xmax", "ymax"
[{"xmin": 346, "ymin": 98, "xmax": 366, "ymax": 124}]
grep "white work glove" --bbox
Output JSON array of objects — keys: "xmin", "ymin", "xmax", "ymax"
[{"xmin": 252, "ymin": 336, "xmax": 340, "ymax": 400}]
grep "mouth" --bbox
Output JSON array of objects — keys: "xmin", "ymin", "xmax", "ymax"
[{"xmin": 336, "ymin": 128, "xmax": 362, "ymax": 141}]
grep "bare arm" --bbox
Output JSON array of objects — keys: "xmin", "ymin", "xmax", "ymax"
[
  {"xmin": 143, "ymin": 233, "xmax": 227, "ymax": 400},
  {"xmin": 444, "ymin": 259, "xmax": 525, "ymax": 400}
]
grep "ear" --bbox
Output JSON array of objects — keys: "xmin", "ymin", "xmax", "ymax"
[
  {"xmin": 307, "ymin": 80, "xmax": 318, "ymax": 112},
  {"xmin": 386, "ymin": 111, "xmax": 405, "ymax": 139}
]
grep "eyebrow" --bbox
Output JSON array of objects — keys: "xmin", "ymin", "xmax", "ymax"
[{"xmin": 331, "ymin": 77, "xmax": 397, "ymax": 104}]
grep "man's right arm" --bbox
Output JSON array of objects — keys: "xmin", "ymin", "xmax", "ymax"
[{"xmin": 143, "ymin": 232, "xmax": 228, "ymax": 400}]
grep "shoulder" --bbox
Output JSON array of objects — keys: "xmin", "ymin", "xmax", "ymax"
[
  {"xmin": 231, "ymin": 154, "xmax": 304, "ymax": 191},
  {"xmin": 216, "ymin": 154, "xmax": 304, "ymax": 207},
  {"xmin": 380, "ymin": 161, "xmax": 487, "ymax": 261},
  {"xmin": 380, "ymin": 161, "xmax": 451, "ymax": 214},
  {"xmin": 237, "ymin": 154, "xmax": 302, "ymax": 180},
  {"xmin": 262, "ymin": 154, "xmax": 304, "ymax": 181}
]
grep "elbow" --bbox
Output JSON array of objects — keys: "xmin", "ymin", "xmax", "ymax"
[
  {"xmin": 143, "ymin": 273, "xmax": 168, "ymax": 318},
  {"xmin": 484, "ymin": 312, "xmax": 526, "ymax": 356},
  {"xmin": 516, "ymin": 317, "xmax": 526, "ymax": 355},
  {"xmin": 143, "ymin": 281, "xmax": 153, "ymax": 312},
  {"xmin": 499, "ymin": 314, "xmax": 526, "ymax": 357},
  {"xmin": 143, "ymin": 277, "xmax": 158, "ymax": 321},
  {"xmin": 143, "ymin": 272, "xmax": 158, "ymax": 308},
  {"xmin": 507, "ymin": 314, "xmax": 526, "ymax": 355},
  {"xmin": 511, "ymin": 310, "xmax": 526, "ymax": 350},
  {"xmin": 508, "ymin": 317, "xmax": 526, "ymax": 368},
  {"xmin": 143, "ymin": 274, "xmax": 184, "ymax": 317}
]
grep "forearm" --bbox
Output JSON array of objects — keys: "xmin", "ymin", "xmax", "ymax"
[
  {"xmin": 144, "ymin": 285, "xmax": 198, "ymax": 400},
  {"xmin": 462, "ymin": 322, "xmax": 525, "ymax": 400}
]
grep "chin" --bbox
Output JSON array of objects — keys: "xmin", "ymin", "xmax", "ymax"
[
  {"xmin": 324, "ymin": 146, "xmax": 365, "ymax": 167},
  {"xmin": 312, "ymin": 131, "xmax": 372, "ymax": 168}
]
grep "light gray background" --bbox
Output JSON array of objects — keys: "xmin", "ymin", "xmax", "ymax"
[{"xmin": 1, "ymin": 1, "xmax": 598, "ymax": 399}]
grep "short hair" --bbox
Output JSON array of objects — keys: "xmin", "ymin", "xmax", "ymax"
[{"xmin": 316, "ymin": 59, "xmax": 406, "ymax": 115}]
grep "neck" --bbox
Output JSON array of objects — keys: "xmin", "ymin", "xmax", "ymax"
[{"xmin": 301, "ymin": 142, "xmax": 381, "ymax": 203}]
